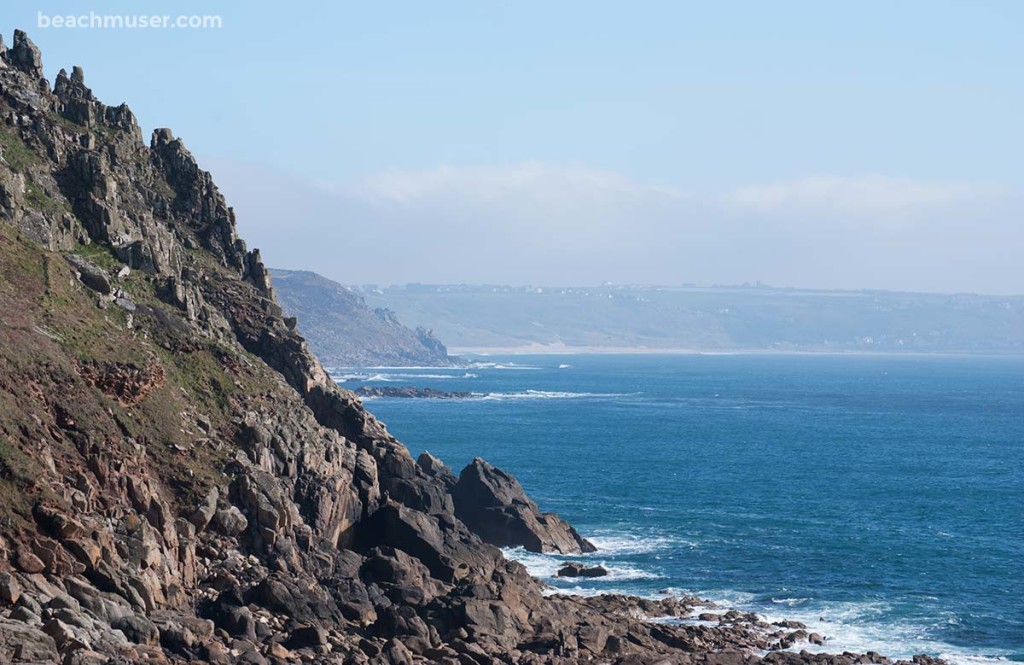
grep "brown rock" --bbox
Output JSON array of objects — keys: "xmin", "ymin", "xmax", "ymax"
[
  {"xmin": 451, "ymin": 458, "xmax": 596, "ymax": 554},
  {"xmin": 556, "ymin": 562, "xmax": 609, "ymax": 578},
  {"xmin": 14, "ymin": 545, "xmax": 45, "ymax": 574},
  {"xmin": 0, "ymin": 572, "xmax": 20, "ymax": 605}
]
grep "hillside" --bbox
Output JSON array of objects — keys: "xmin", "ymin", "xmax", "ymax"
[
  {"xmin": 271, "ymin": 269, "xmax": 453, "ymax": 368},
  {"xmin": 358, "ymin": 283, "xmax": 1024, "ymax": 354},
  {"xmin": 0, "ymin": 29, "xmax": 943, "ymax": 665}
]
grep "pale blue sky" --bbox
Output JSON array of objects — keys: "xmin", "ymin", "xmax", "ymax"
[{"xmin": 4, "ymin": 1, "xmax": 1023, "ymax": 292}]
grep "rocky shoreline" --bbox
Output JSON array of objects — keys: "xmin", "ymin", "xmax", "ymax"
[
  {"xmin": 354, "ymin": 386, "xmax": 476, "ymax": 400},
  {"xmin": 0, "ymin": 29, "xmax": 947, "ymax": 665}
]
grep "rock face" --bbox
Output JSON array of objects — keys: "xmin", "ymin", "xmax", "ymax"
[
  {"xmin": 0, "ymin": 30, "xmax": 943, "ymax": 665},
  {"xmin": 271, "ymin": 268, "xmax": 457, "ymax": 368},
  {"xmin": 452, "ymin": 458, "xmax": 597, "ymax": 554}
]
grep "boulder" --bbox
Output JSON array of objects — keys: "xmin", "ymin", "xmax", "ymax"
[
  {"xmin": 0, "ymin": 619, "xmax": 59, "ymax": 662},
  {"xmin": 66, "ymin": 254, "xmax": 113, "ymax": 295},
  {"xmin": 188, "ymin": 487, "xmax": 219, "ymax": 531},
  {"xmin": 112, "ymin": 614, "xmax": 159, "ymax": 646},
  {"xmin": 556, "ymin": 562, "xmax": 609, "ymax": 578},
  {"xmin": 213, "ymin": 506, "xmax": 248, "ymax": 537},
  {"xmin": 0, "ymin": 572, "xmax": 20, "ymax": 605},
  {"xmin": 451, "ymin": 458, "xmax": 596, "ymax": 554},
  {"xmin": 284, "ymin": 625, "xmax": 327, "ymax": 649}
]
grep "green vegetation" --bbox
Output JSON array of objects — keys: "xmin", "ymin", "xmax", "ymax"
[
  {"xmin": 0, "ymin": 436, "xmax": 43, "ymax": 526},
  {"xmin": 72, "ymin": 242, "xmax": 123, "ymax": 271},
  {"xmin": 46, "ymin": 110, "xmax": 86, "ymax": 133},
  {"xmin": 0, "ymin": 124, "xmax": 40, "ymax": 172},
  {"xmin": 25, "ymin": 180, "xmax": 67, "ymax": 215},
  {"xmin": 0, "ymin": 224, "xmax": 236, "ymax": 518}
]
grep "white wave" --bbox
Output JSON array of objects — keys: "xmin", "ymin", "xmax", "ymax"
[
  {"xmin": 687, "ymin": 588, "xmax": 759, "ymax": 607},
  {"xmin": 938, "ymin": 655, "xmax": 1013, "ymax": 665},
  {"xmin": 586, "ymin": 533, "xmax": 691, "ymax": 555},
  {"xmin": 671, "ymin": 592, "xmax": 1014, "ymax": 665},
  {"xmin": 363, "ymin": 373, "xmax": 401, "ymax": 382},
  {"xmin": 509, "ymin": 549, "xmax": 1010, "ymax": 664},
  {"xmin": 360, "ymin": 365, "xmax": 473, "ymax": 370},
  {"xmin": 479, "ymin": 390, "xmax": 629, "ymax": 401},
  {"xmin": 499, "ymin": 541, "xmax": 667, "ymax": 586},
  {"xmin": 599, "ymin": 564, "xmax": 664, "ymax": 582},
  {"xmin": 468, "ymin": 362, "xmax": 543, "ymax": 370},
  {"xmin": 331, "ymin": 372, "xmax": 379, "ymax": 382},
  {"xmin": 329, "ymin": 371, "xmax": 478, "ymax": 382},
  {"xmin": 501, "ymin": 548, "xmax": 566, "ymax": 578},
  {"xmin": 378, "ymin": 372, "xmax": 478, "ymax": 380},
  {"xmin": 502, "ymin": 547, "xmax": 662, "ymax": 583},
  {"xmin": 541, "ymin": 586, "xmax": 624, "ymax": 598},
  {"xmin": 329, "ymin": 372, "xmax": 399, "ymax": 382},
  {"xmin": 764, "ymin": 602, "xmax": 1013, "ymax": 665},
  {"xmin": 558, "ymin": 364, "xmax": 572, "ymax": 369}
]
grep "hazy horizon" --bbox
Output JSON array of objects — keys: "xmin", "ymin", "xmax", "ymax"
[
  {"xmin": 269, "ymin": 267, "xmax": 1024, "ymax": 299},
  {"xmin": 13, "ymin": 1, "xmax": 1024, "ymax": 294}
]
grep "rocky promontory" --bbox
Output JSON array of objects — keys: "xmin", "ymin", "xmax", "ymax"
[
  {"xmin": 0, "ymin": 29, "xmax": 945, "ymax": 665},
  {"xmin": 271, "ymin": 269, "xmax": 459, "ymax": 368}
]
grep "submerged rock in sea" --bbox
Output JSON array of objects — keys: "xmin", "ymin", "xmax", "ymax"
[
  {"xmin": 355, "ymin": 385, "xmax": 474, "ymax": 399},
  {"xmin": 452, "ymin": 457, "xmax": 597, "ymax": 554},
  {"xmin": 556, "ymin": 562, "xmax": 609, "ymax": 578}
]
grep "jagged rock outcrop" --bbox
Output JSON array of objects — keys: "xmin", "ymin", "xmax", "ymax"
[
  {"xmin": 0, "ymin": 29, "xmax": 944, "ymax": 665},
  {"xmin": 452, "ymin": 458, "xmax": 597, "ymax": 555}
]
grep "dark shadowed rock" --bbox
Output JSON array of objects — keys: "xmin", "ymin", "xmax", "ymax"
[
  {"xmin": 452, "ymin": 457, "xmax": 596, "ymax": 554},
  {"xmin": 556, "ymin": 562, "xmax": 609, "ymax": 578},
  {"xmin": 285, "ymin": 625, "xmax": 327, "ymax": 649},
  {"xmin": 8, "ymin": 30, "xmax": 43, "ymax": 79},
  {"xmin": 65, "ymin": 254, "xmax": 113, "ymax": 294}
]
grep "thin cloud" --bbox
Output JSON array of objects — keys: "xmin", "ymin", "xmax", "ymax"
[
  {"xmin": 348, "ymin": 163, "xmax": 687, "ymax": 206},
  {"xmin": 208, "ymin": 159, "xmax": 1022, "ymax": 294},
  {"xmin": 729, "ymin": 175, "xmax": 1000, "ymax": 218}
]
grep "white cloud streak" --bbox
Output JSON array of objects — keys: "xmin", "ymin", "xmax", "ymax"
[
  {"xmin": 730, "ymin": 175, "xmax": 1000, "ymax": 219},
  {"xmin": 208, "ymin": 160, "xmax": 1022, "ymax": 295}
]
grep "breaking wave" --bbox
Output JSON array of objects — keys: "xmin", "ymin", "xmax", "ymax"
[
  {"xmin": 478, "ymin": 390, "xmax": 631, "ymax": 401},
  {"xmin": 331, "ymin": 371, "xmax": 478, "ymax": 382}
]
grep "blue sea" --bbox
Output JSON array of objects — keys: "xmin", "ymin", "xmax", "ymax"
[{"xmin": 332, "ymin": 354, "xmax": 1024, "ymax": 664}]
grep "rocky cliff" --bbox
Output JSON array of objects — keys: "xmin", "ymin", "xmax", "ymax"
[
  {"xmin": 0, "ymin": 30, "xmax": 941, "ymax": 665},
  {"xmin": 271, "ymin": 269, "xmax": 454, "ymax": 368}
]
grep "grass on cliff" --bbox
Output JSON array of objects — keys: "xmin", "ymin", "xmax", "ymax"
[
  {"xmin": 0, "ymin": 225, "xmax": 243, "ymax": 520},
  {"xmin": 25, "ymin": 180, "xmax": 68, "ymax": 215},
  {"xmin": 0, "ymin": 122, "xmax": 41, "ymax": 172},
  {"xmin": 72, "ymin": 242, "xmax": 123, "ymax": 272}
]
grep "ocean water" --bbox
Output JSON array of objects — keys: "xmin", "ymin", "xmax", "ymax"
[{"xmin": 332, "ymin": 354, "xmax": 1024, "ymax": 664}]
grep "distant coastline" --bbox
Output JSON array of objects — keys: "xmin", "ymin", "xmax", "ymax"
[{"xmin": 451, "ymin": 344, "xmax": 1024, "ymax": 357}]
